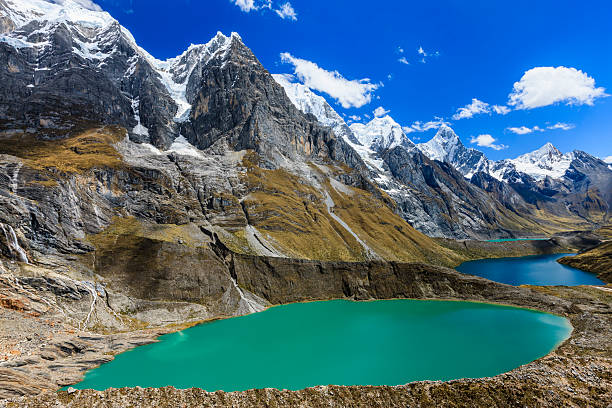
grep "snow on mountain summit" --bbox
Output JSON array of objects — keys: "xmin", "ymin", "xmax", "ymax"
[
  {"xmin": 417, "ymin": 125, "xmax": 489, "ymax": 179},
  {"xmin": 1, "ymin": 0, "xmax": 115, "ymax": 31},
  {"xmin": 272, "ymin": 73, "xmax": 360, "ymax": 145},
  {"xmin": 349, "ymin": 115, "xmax": 415, "ymax": 153},
  {"xmin": 490, "ymin": 143, "xmax": 574, "ymax": 182}
]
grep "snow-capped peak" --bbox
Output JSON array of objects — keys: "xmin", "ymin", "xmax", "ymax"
[
  {"xmin": 504, "ymin": 142, "xmax": 572, "ymax": 181},
  {"xmin": 1, "ymin": 0, "xmax": 115, "ymax": 31},
  {"xmin": 350, "ymin": 115, "xmax": 415, "ymax": 152},
  {"xmin": 433, "ymin": 124, "xmax": 460, "ymax": 143},
  {"xmin": 272, "ymin": 73, "xmax": 359, "ymax": 145},
  {"xmin": 519, "ymin": 142, "xmax": 563, "ymax": 162},
  {"xmin": 417, "ymin": 125, "xmax": 489, "ymax": 178},
  {"xmin": 417, "ymin": 125, "xmax": 462, "ymax": 162},
  {"xmin": 148, "ymin": 32, "xmax": 236, "ymax": 122}
]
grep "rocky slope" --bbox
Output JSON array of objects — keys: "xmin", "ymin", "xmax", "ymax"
[
  {"xmin": 0, "ymin": 234, "xmax": 604, "ymax": 400},
  {"xmin": 417, "ymin": 125, "xmax": 489, "ymax": 178},
  {"xmin": 4, "ymin": 282, "xmax": 611, "ymax": 407},
  {"xmin": 275, "ymin": 79, "xmax": 611, "ymax": 239},
  {"xmin": 558, "ymin": 241, "xmax": 612, "ymax": 283}
]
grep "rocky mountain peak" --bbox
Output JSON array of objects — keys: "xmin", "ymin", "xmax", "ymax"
[
  {"xmin": 527, "ymin": 142, "xmax": 563, "ymax": 161},
  {"xmin": 272, "ymin": 74, "xmax": 361, "ymax": 145},
  {"xmin": 433, "ymin": 124, "xmax": 460, "ymax": 143},
  {"xmin": 417, "ymin": 125, "xmax": 489, "ymax": 179},
  {"xmin": 349, "ymin": 115, "xmax": 415, "ymax": 153}
]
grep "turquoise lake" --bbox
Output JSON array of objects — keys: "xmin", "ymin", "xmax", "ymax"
[
  {"xmin": 456, "ymin": 253, "xmax": 604, "ymax": 286},
  {"xmin": 71, "ymin": 299, "xmax": 571, "ymax": 392}
]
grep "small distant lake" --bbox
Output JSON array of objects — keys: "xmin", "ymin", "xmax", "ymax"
[
  {"xmin": 70, "ymin": 299, "xmax": 571, "ymax": 392},
  {"xmin": 456, "ymin": 253, "xmax": 604, "ymax": 286}
]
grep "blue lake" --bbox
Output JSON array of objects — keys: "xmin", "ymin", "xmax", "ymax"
[{"xmin": 456, "ymin": 253, "xmax": 604, "ymax": 286}]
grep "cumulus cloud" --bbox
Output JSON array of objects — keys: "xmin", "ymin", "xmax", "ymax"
[
  {"xmin": 280, "ymin": 53, "xmax": 380, "ymax": 108},
  {"xmin": 547, "ymin": 122, "xmax": 575, "ymax": 131},
  {"xmin": 492, "ymin": 105, "xmax": 510, "ymax": 115},
  {"xmin": 373, "ymin": 107, "xmax": 390, "ymax": 117},
  {"xmin": 231, "ymin": 0, "xmax": 257, "ymax": 12},
  {"xmin": 508, "ymin": 66, "xmax": 608, "ymax": 109},
  {"xmin": 452, "ymin": 99, "xmax": 511, "ymax": 120},
  {"xmin": 403, "ymin": 117, "xmax": 449, "ymax": 133},
  {"xmin": 506, "ymin": 126, "xmax": 544, "ymax": 135},
  {"xmin": 470, "ymin": 134, "xmax": 507, "ymax": 150},
  {"xmin": 275, "ymin": 2, "xmax": 297, "ymax": 20},
  {"xmin": 452, "ymin": 98, "xmax": 491, "ymax": 120}
]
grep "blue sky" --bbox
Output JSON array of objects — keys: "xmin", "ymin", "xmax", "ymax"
[{"xmin": 95, "ymin": 0, "xmax": 612, "ymax": 161}]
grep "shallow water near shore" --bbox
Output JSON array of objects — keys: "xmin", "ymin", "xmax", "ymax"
[
  {"xmin": 70, "ymin": 299, "xmax": 571, "ymax": 392},
  {"xmin": 456, "ymin": 253, "xmax": 604, "ymax": 286}
]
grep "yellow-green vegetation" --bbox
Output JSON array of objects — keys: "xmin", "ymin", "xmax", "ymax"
[
  {"xmin": 596, "ymin": 225, "xmax": 612, "ymax": 239},
  {"xmin": 242, "ymin": 158, "xmax": 365, "ymax": 261},
  {"xmin": 324, "ymin": 178, "xmax": 461, "ymax": 266},
  {"xmin": 240, "ymin": 153, "xmax": 463, "ymax": 266},
  {"xmin": 436, "ymin": 237, "xmax": 570, "ymax": 266},
  {"xmin": 86, "ymin": 217, "xmax": 210, "ymax": 250},
  {"xmin": 558, "ymin": 241, "xmax": 612, "ymax": 283},
  {"xmin": 0, "ymin": 126, "xmax": 126, "ymax": 184}
]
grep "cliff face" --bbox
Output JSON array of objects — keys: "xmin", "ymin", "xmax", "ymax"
[{"xmin": 0, "ymin": 234, "xmax": 583, "ymax": 400}]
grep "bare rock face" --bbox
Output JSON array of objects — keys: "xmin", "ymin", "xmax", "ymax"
[{"xmin": 181, "ymin": 35, "xmax": 363, "ymax": 170}]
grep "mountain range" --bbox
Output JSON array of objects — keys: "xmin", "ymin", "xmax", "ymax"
[
  {"xmin": 0, "ymin": 0, "xmax": 610, "ymax": 276},
  {"xmin": 276, "ymin": 74, "xmax": 612, "ymax": 238}
]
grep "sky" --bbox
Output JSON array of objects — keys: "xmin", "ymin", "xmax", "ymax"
[{"xmin": 91, "ymin": 0, "xmax": 612, "ymax": 161}]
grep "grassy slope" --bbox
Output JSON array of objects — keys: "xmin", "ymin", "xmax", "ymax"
[
  {"xmin": 0, "ymin": 126, "xmax": 599, "ymax": 269},
  {"xmin": 239, "ymin": 153, "xmax": 462, "ymax": 266},
  {"xmin": 558, "ymin": 241, "xmax": 612, "ymax": 283},
  {"xmin": 0, "ymin": 126, "xmax": 125, "ymax": 185}
]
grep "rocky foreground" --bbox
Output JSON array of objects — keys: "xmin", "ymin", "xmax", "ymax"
[{"xmin": 0, "ymin": 245, "xmax": 610, "ymax": 407}]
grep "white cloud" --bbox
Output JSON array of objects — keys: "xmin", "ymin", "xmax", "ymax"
[
  {"xmin": 387, "ymin": 74, "xmax": 393, "ymax": 80},
  {"xmin": 403, "ymin": 117, "xmax": 449, "ymax": 133},
  {"xmin": 417, "ymin": 46, "xmax": 440, "ymax": 63},
  {"xmin": 507, "ymin": 123, "xmax": 574, "ymax": 134},
  {"xmin": 452, "ymin": 98, "xmax": 491, "ymax": 120},
  {"xmin": 230, "ymin": 0, "xmax": 297, "ymax": 20},
  {"xmin": 506, "ymin": 126, "xmax": 544, "ymax": 135},
  {"xmin": 492, "ymin": 105, "xmax": 510, "ymax": 115},
  {"xmin": 280, "ymin": 53, "xmax": 380, "ymax": 108},
  {"xmin": 397, "ymin": 46, "xmax": 404, "ymax": 54},
  {"xmin": 508, "ymin": 66, "xmax": 608, "ymax": 109},
  {"xmin": 453, "ymin": 99, "xmax": 512, "ymax": 120},
  {"xmin": 547, "ymin": 122, "xmax": 575, "ymax": 131},
  {"xmin": 470, "ymin": 134, "xmax": 507, "ymax": 150},
  {"xmin": 398, "ymin": 57, "xmax": 410, "ymax": 65},
  {"xmin": 348, "ymin": 115, "xmax": 361, "ymax": 122},
  {"xmin": 231, "ymin": 0, "xmax": 257, "ymax": 12},
  {"xmin": 275, "ymin": 2, "xmax": 297, "ymax": 20},
  {"xmin": 373, "ymin": 107, "xmax": 390, "ymax": 117},
  {"xmin": 54, "ymin": 0, "xmax": 102, "ymax": 11},
  {"xmin": 603, "ymin": 156, "xmax": 612, "ymax": 164}
]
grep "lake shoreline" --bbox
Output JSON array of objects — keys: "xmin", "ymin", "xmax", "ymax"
[{"xmin": 2, "ymin": 257, "xmax": 610, "ymax": 406}]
